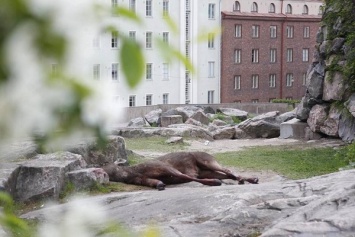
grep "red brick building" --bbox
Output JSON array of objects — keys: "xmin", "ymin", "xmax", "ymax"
[{"xmin": 221, "ymin": 9, "xmax": 322, "ymax": 103}]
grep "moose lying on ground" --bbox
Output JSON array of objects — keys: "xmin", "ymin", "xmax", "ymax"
[{"xmin": 103, "ymin": 151, "xmax": 259, "ymax": 190}]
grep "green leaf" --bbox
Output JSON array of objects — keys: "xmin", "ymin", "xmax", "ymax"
[
  {"xmin": 120, "ymin": 38, "xmax": 145, "ymax": 88},
  {"xmin": 111, "ymin": 6, "xmax": 141, "ymax": 24}
]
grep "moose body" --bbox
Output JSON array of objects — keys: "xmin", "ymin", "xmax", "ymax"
[{"xmin": 103, "ymin": 151, "xmax": 258, "ymax": 190}]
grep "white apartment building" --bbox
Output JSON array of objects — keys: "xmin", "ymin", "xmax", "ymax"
[
  {"xmin": 90, "ymin": 0, "xmax": 222, "ymax": 107},
  {"xmin": 89, "ymin": 0, "xmax": 323, "ymax": 107}
]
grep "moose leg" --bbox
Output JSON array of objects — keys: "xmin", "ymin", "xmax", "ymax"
[{"xmin": 129, "ymin": 177, "xmax": 166, "ymax": 190}]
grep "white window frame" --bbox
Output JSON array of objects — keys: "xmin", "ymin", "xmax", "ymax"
[
  {"xmin": 286, "ymin": 48, "xmax": 293, "ymax": 62},
  {"xmin": 270, "ymin": 48, "xmax": 276, "ymax": 63},
  {"xmin": 235, "ymin": 49, "xmax": 241, "ymax": 64},
  {"xmin": 235, "ymin": 24, "xmax": 242, "ymax": 38},
  {"xmin": 234, "ymin": 1, "xmax": 240, "ymax": 11},
  {"xmin": 208, "ymin": 61, "xmax": 215, "ymax": 78},
  {"xmin": 207, "ymin": 90, "xmax": 214, "ymax": 104},
  {"xmin": 302, "ymin": 48, "xmax": 309, "ymax": 62},
  {"xmin": 303, "ymin": 5, "xmax": 309, "ymax": 14},
  {"xmin": 252, "ymin": 49, "xmax": 259, "ymax": 63},
  {"xmin": 129, "ymin": 0, "xmax": 136, "ymax": 13},
  {"xmin": 252, "ymin": 25, "xmax": 259, "ymax": 38},
  {"xmin": 93, "ymin": 64, "xmax": 100, "ymax": 80},
  {"xmin": 303, "ymin": 26, "xmax": 310, "ymax": 38},
  {"xmin": 234, "ymin": 75, "xmax": 241, "ymax": 90},
  {"xmin": 270, "ymin": 25, "xmax": 277, "ymax": 38},
  {"xmin": 146, "ymin": 32, "xmax": 152, "ymax": 48},
  {"xmin": 146, "ymin": 94, "xmax": 153, "ymax": 106},
  {"xmin": 269, "ymin": 74, "xmax": 276, "ymax": 87},
  {"xmin": 303, "ymin": 73, "xmax": 307, "ymax": 85},
  {"xmin": 286, "ymin": 26, "xmax": 294, "ymax": 38},
  {"xmin": 286, "ymin": 4, "xmax": 292, "ymax": 14},
  {"xmin": 112, "ymin": 0, "xmax": 118, "ymax": 8},
  {"xmin": 269, "ymin": 3, "xmax": 275, "ymax": 13},
  {"xmin": 112, "ymin": 63, "xmax": 119, "ymax": 81},
  {"xmin": 208, "ymin": 33, "xmax": 215, "ymax": 49},
  {"xmin": 163, "ymin": 0, "xmax": 169, "ymax": 17},
  {"xmin": 163, "ymin": 32, "xmax": 169, "ymax": 44},
  {"xmin": 252, "ymin": 74, "xmax": 259, "ymax": 89},
  {"xmin": 162, "ymin": 63, "xmax": 169, "ymax": 80},
  {"xmin": 162, "ymin": 93, "xmax": 169, "ymax": 104},
  {"xmin": 129, "ymin": 95, "xmax": 136, "ymax": 107},
  {"xmin": 129, "ymin": 31, "xmax": 136, "ymax": 41},
  {"xmin": 208, "ymin": 4, "xmax": 215, "ymax": 19},
  {"xmin": 286, "ymin": 73, "xmax": 293, "ymax": 87},
  {"xmin": 251, "ymin": 2, "xmax": 258, "ymax": 12},
  {"xmin": 111, "ymin": 31, "xmax": 118, "ymax": 49},
  {"xmin": 146, "ymin": 0, "xmax": 152, "ymax": 16},
  {"xmin": 146, "ymin": 63, "xmax": 152, "ymax": 80}
]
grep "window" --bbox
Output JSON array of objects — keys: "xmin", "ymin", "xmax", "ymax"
[
  {"xmin": 286, "ymin": 4, "xmax": 292, "ymax": 14},
  {"xmin": 93, "ymin": 36, "xmax": 100, "ymax": 48},
  {"xmin": 129, "ymin": 31, "xmax": 136, "ymax": 41},
  {"xmin": 129, "ymin": 95, "xmax": 136, "ymax": 107},
  {"xmin": 286, "ymin": 73, "xmax": 293, "ymax": 87},
  {"xmin": 208, "ymin": 4, "xmax": 215, "ymax": 19},
  {"xmin": 162, "ymin": 63, "xmax": 169, "ymax": 80},
  {"xmin": 234, "ymin": 49, "xmax": 241, "ymax": 63},
  {"xmin": 234, "ymin": 75, "xmax": 241, "ymax": 89},
  {"xmin": 111, "ymin": 31, "xmax": 118, "ymax": 48},
  {"xmin": 208, "ymin": 33, "xmax": 215, "ymax": 49},
  {"xmin": 146, "ymin": 32, "xmax": 152, "ymax": 48},
  {"xmin": 163, "ymin": 93, "xmax": 169, "ymax": 104},
  {"xmin": 286, "ymin": 26, "xmax": 294, "ymax": 38},
  {"xmin": 93, "ymin": 64, "xmax": 100, "ymax": 80},
  {"xmin": 234, "ymin": 1, "xmax": 240, "ymax": 11},
  {"xmin": 252, "ymin": 25, "xmax": 259, "ymax": 38},
  {"xmin": 163, "ymin": 0, "xmax": 169, "ymax": 17},
  {"xmin": 112, "ymin": 0, "xmax": 117, "ymax": 8},
  {"xmin": 235, "ymin": 24, "xmax": 242, "ymax": 38},
  {"xmin": 303, "ymin": 26, "xmax": 310, "ymax": 38},
  {"xmin": 146, "ymin": 94, "xmax": 153, "ymax": 106},
  {"xmin": 286, "ymin": 48, "xmax": 293, "ymax": 62},
  {"xmin": 207, "ymin": 90, "xmax": 214, "ymax": 104},
  {"xmin": 163, "ymin": 32, "xmax": 169, "ymax": 44},
  {"xmin": 269, "ymin": 3, "xmax": 275, "ymax": 13},
  {"xmin": 252, "ymin": 49, "xmax": 259, "ymax": 63},
  {"xmin": 208, "ymin": 61, "xmax": 215, "ymax": 78},
  {"xmin": 302, "ymin": 48, "xmax": 309, "ymax": 62},
  {"xmin": 269, "ymin": 74, "xmax": 276, "ymax": 87},
  {"xmin": 129, "ymin": 0, "xmax": 136, "ymax": 13},
  {"xmin": 251, "ymin": 2, "xmax": 258, "ymax": 12},
  {"xmin": 146, "ymin": 0, "xmax": 152, "ymax": 16},
  {"xmin": 251, "ymin": 99, "xmax": 259, "ymax": 103},
  {"xmin": 112, "ymin": 63, "xmax": 118, "ymax": 80},
  {"xmin": 270, "ymin": 25, "xmax": 277, "ymax": 38},
  {"xmin": 270, "ymin": 48, "xmax": 277, "ymax": 63},
  {"xmin": 303, "ymin": 5, "xmax": 308, "ymax": 14},
  {"xmin": 146, "ymin": 63, "xmax": 152, "ymax": 80},
  {"xmin": 252, "ymin": 75, "xmax": 259, "ymax": 89},
  {"xmin": 302, "ymin": 73, "xmax": 307, "ymax": 85}
]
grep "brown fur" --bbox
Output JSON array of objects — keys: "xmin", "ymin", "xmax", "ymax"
[{"xmin": 103, "ymin": 151, "xmax": 258, "ymax": 190}]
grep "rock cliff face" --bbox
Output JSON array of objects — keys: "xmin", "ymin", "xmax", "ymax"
[{"xmin": 296, "ymin": 1, "xmax": 355, "ymax": 143}]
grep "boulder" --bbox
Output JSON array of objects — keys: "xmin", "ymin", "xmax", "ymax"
[
  {"xmin": 217, "ymin": 108, "xmax": 248, "ymax": 121},
  {"xmin": 306, "ymin": 67, "xmax": 324, "ymax": 99},
  {"xmin": 234, "ymin": 127, "xmax": 248, "ymax": 139},
  {"xmin": 144, "ymin": 109, "xmax": 162, "ymax": 126},
  {"xmin": 66, "ymin": 136, "xmax": 128, "ymax": 167},
  {"xmin": 323, "ymin": 71, "xmax": 348, "ymax": 101},
  {"xmin": 162, "ymin": 106, "xmax": 203, "ymax": 122},
  {"xmin": 203, "ymin": 106, "xmax": 215, "ymax": 114},
  {"xmin": 330, "ymin": 37, "xmax": 346, "ymax": 54},
  {"xmin": 305, "ymin": 127, "xmax": 323, "ymax": 140},
  {"xmin": 66, "ymin": 168, "xmax": 109, "ymax": 191},
  {"xmin": 212, "ymin": 126, "xmax": 236, "ymax": 140},
  {"xmin": 319, "ymin": 106, "xmax": 341, "ymax": 137},
  {"xmin": 190, "ymin": 111, "xmax": 210, "ymax": 125},
  {"xmin": 165, "ymin": 136, "xmax": 184, "ymax": 144},
  {"xmin": 127, "ymin": 117, "xmax": 150, "ymax": 127},
  {"xmin": 185, "ymin": 118, "xmax": 203, "ymax": 127},
  {"xmin": 279, "ymin": 118, "xmax": 308, "ymax": 139},
  {"xmin": 345, "ymin": 93, "xmax": 355, "ymax": 117},
  {"xmin": 296, "ymin": 93, "xmax": 323, "ymax": 121},
  {"xmin": 161, "ymin": 115, "xmax": 183, "ymax": 127},
  {"xmin": 307, "ymin": 104, "xmax": 329, "ymax": 133},
  {"xmin": 211, "ymin": 119, "xmax": 227, "ymax": 127},
  {"xmin": 14, "ymin": 152, "xmax": 86, "ymax": 202},
  {"xmin": 338, "ymin": 108, "xmax": 355, "ymax": 143},
  {"xmin": 238, "ymin": 112, "xmax": 281, "ymax": 138}
]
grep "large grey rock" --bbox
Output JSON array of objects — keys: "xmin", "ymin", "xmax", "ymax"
[
  {"xmin": 339, "ymin": 109, "xmax": 355, "ymax": 143},
  {"xmin": 345, "ymin": 93, "xmax": 355, "ymax": 117},
  {"xmin": 127, "ymin": 117, "xmax": 150, "ymax": 127},
  {"xmin": 22, "ymin": 170, "xmax": 355, "ymax": 237},
  {"xmin": 330, "ymin": 37, "xmax": 346, "ymax": 53},
  {"xmin": 296, "ymin": 93, "xmax": 323, "ymax": 121},
  {"xmin": 211, "ymin": 119, "xmax": 227, "ymax": 126},
  {"xmin": 66, "ymin": 136, "xmax": 128, "ymax": 167},
  {"xmin": 307, "ymin": 67, "xmax": 324, "ymax": 99},
  {"xmin": 161, "ymin": 115, "xmax": 183, "ymax": 127},
  {"xmin": 66, "ymin": 168, "xmax": 109, "ymax": 191},
  {"xmin": 279, "ymin": 118, "xmax": 308, "ymax": 139},
  {"xmin": 185, "ymin": 118, "xmax": 203, "ymax": 127},
  {"xmin": 238, "ymin": 111, "xmax": 281, "ymax": 138},
  {"xmin": 212, "ymin": 126, "xmax": 236, "ymax": 140},
  {"xmin": 323, "ymin": 71, "xmax": 348, "ymax": 101},
  {"xmin": 14, "ymin": 152, "xmax": 86, "ymax": 202},
  {"xmin": 319, "ymin": 106, "xmax": 341, "ymax": 137},
  {"xmin": 162, "ymin": 106, "xmax": 203, "ymax": 122},
  {"xmin": 217, "ymin": 108, "xmax": 248, "ymax": 121},
  {"xmin": 144, "ymin": 109, "xmax": 162, "ymax": 126},
  {"xmin": 307, "ymin": 104, "xmax": 329, "ymax": 133},
  {"xmin": 190, "ymin": 111, "xmax": 210, "ymax": 126}
]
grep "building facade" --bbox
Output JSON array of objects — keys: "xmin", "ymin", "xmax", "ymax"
[
  {"xmin": 89, "ymin": 0, "xmax": 222, "ymax": 107},
  {"xmin": 220, "ymin": 0, "xmax": 323, "ymax": 103}
]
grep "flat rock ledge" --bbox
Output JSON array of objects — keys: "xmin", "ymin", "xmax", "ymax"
[{"xmin": 21, "ymin": 169, "xmax": 355, "ymax": 237}]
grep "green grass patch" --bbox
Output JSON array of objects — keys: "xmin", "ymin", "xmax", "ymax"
[
  {"xmin": 125, "ymin": 137, "xmax": 189, "ymax": 153},
  {"xmin": 214, "ymin": 146, "xmax": 349, "ymax": 179}
]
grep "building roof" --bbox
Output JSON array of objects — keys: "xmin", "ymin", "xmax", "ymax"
[{"xmin": 222, "ymin": 11, "xmax": 322, "ymax": 22}]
